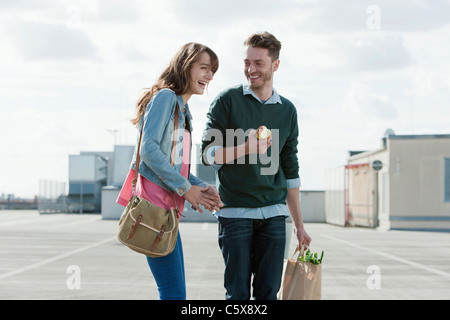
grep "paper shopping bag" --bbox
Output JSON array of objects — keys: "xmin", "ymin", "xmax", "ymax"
[{"xmin": 280, "ymin": 247, "xmax": 322, "ymax": 300}]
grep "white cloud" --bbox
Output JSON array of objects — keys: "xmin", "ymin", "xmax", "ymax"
[
  {"xmin": 344, "ymin": 35, "xmax": 411, "ymax": 71},
  {"xmin": 284, "ymin": 0, "xmax": 450, "ymax": 33},
  {"xmin": 0, "ymin": 106, "xmax": 135, "ymax": 197},
  {"xmin": 341, "ymin": 82, "xmax": 397, "ymax": 120},
  {"xmin": 375, "ymin": 0, "xmax": 450, "ymax": 32},
  {"xmin": 408, "ymin": 66, "xmax": 450, "ymax": 97},
  {"xmin": 9, "ymin": 19, "xmax": 97, "ymax": 61}
]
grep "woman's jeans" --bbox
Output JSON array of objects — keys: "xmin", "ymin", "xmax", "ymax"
[
  {"xmin": 218, "ymin": 216, "xmax": 286, "ymax": 300},
  {"xmin": 146, "ymin": 231, "xmax": 186, "ymax": 300}
]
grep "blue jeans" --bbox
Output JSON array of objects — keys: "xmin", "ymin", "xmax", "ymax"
[
  {"xmin": 146, "ymin": 231, "xmax": 186, "ymax": 300},
  {"xmin": 218, "ymin": 216, "xmax": 286, "ymax": 300}
]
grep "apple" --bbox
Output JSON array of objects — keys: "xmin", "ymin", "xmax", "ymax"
[{"xmin": 256, "ymin": 125, "xmax": 272, "ymax": 140}]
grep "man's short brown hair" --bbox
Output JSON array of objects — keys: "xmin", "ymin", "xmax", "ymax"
[{"xmin": 243, "ymin": 31, "xmax": 282, "ymax": 61}]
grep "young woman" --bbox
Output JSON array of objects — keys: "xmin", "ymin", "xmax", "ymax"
[{"xmin": 117, "ymin": 42, "xmax": 222, "ymax": 300}]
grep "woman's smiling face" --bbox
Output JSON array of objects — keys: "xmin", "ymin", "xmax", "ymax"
[{"xmin": 188, "ymin": 52, "xmax": 214, "ymax": 96}]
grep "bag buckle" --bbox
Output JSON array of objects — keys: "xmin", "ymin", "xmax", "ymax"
[
  {"xmin": 127, "ymin": 214, "xmax": 142, "ymax": 240},
  {"xmin": 151, "ymin": 225, "xmax": 166, "ymax": 251}
]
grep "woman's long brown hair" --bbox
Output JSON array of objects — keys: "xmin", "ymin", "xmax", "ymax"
[{"xmin": 131, "ymin": 42, "xmax": 219, "ymax": 126}]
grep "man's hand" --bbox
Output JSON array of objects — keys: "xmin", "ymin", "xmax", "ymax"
[
  {"xmin": 294, "ymin": 225, "xmax": 312, "ymax": 249},
  {"xmin": 246, "ymin": 129, "xmax": 271, "ymax": 155},
  {"xmin": 213, "ymin": 129, "xmax": 271, "ymax": 165}
]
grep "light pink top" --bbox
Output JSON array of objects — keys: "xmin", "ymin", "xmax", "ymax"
[{"xmin": 116, "ymin": 129, "xmax": 190, "ymax": 219}]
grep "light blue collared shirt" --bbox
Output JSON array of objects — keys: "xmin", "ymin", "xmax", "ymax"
[
  {"xmin": 207, "ymin": 84, "xmax": 301, "ymax": 219},
  {"xmin": 242, "ymin": 83, "xmax": 283, "ymax": 105}
]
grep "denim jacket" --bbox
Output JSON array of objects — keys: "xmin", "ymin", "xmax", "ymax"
[{"xmin": 130, "ymin": 88, "xmax": 207, "ymax": 196}]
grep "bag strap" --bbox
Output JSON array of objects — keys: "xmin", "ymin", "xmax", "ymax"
[{"xmin": 132, "ymin": 103, "xmax": 180, "ymax": 212}]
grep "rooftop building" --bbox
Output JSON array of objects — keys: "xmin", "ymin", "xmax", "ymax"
[{"xmin": 326, "ymin": 129, "xmax": 450, "ymax": 231}]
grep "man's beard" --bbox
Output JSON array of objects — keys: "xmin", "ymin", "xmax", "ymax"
[{"xmin": 248, "ymin": 71, "xmax": 273, "ymax": 90}]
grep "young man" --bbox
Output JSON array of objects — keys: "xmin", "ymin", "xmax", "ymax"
[{"xmin": 201, "ymin": 32, "xmax": 311, "ymax": 300}]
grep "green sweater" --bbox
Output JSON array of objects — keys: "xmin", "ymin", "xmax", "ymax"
[{"xmin": 201, "ymin": 85, "xmax": 299, "ymax": 208}]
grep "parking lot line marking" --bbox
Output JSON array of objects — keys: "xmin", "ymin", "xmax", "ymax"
[
  {"xmin": 0, "ymin": 236, "xmax": 116, "ymax": 281},
  {"xmin": 322, "ymin": 234, "xmax": 450, "ymax": 279},
  {"xmin": 0, "ymin": 216, "xmax": 61, "ymax": 227},
  {"xmin": 49, "ymin": 217, "xmax": 100, "ymax": 229}
]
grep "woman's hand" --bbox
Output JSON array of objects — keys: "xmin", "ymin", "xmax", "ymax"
[
  {"xmin": 201, "ymin": 186, "xmax": 223, "ymax": 212},
  {"xmin": 183, "ymin": 185, "xmax": 223, "ymax": 213}
]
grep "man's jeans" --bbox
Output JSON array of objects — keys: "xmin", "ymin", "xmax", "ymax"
[{"xmin": 218, "ymin": 216, "xmax": 286, "ymax": 300}]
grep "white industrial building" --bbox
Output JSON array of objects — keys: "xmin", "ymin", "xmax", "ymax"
[
  {"xmin": 68, "ymin": 151, "xmax": 112, "ymax": 213},
  {"xmin": 325, "ymin": 130, "xmax": 450, "ymax": 231},
  {"xmin": 100, "ymin": 145, "xmax": 135, "ymax": 219}
]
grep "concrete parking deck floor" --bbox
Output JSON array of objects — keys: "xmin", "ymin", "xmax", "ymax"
[{"xmin": 1, "ymin": 210, "xmax": 449, "ymax": 300}]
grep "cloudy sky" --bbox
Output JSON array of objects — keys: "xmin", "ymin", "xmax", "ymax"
[{"xmin": 1, "ymin": 0, "xmax": 449, "ymax": 198}]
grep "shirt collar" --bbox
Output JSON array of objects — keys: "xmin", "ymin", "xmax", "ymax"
[
  {"xmin": 176, "ymin": 95, "xmax": 193, "ymax": 120},
  {"xmin": 243, "ymin": 84, "xmax": 282, "ymax": 105}
]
